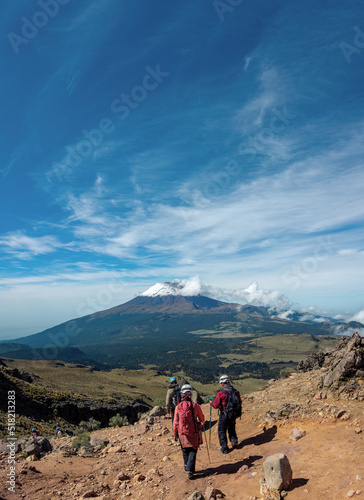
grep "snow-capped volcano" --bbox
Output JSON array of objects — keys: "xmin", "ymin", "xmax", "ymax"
[
  {"xmin": 139, "ymin": 278, "xmax": 364, "ymax": 335},
  {"xmin": 140, "ymin": 278, "xmax": 202, "ymax": 297}
]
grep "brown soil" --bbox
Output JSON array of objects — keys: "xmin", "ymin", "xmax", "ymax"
[{"xmin": 0, "ymin": 370, "xmax": 363, "ymax": 500}]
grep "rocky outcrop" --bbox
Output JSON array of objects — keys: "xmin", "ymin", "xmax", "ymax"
[
  {"xmin": 297, "ymin": 350, "xmax": 328, "ymax": 371},
  {"xmin": 298, "ymin": 332, "xmax": 364, "ymax": 400},
  {"xmin": 8, "ymin": 368, "xmax": 33, "ymax": 383}
]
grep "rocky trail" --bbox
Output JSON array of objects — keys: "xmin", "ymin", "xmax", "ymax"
[
  {"xmin": 1, "ymin": 333, "xmax": 364, "ymax": 499},
  {"xmin": 0, "ymin": 368, "xmax": 363, "ymax": 500}
]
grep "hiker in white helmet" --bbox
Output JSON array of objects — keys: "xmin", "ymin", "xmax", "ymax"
[
  {"xmin": 173, "ymin": 384, "xmax": 205, "ymax": 479},
  {"xmin": 210, "ymin": 375, "xmax": 242, "ymax": 454}
]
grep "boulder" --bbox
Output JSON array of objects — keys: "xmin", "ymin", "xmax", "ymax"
[
  {"xmin": 24, "ymin": 437, "xmax": 52, "ymax": 457},
  {"xmin": 289, "ymin": 428, "xmax": 306, "ymax": 441},
  {"xmin": 262, "ymin": 453, "xmax": 292, "ymax": 491},
  {"xmin": 149, "ymin": 406, "xmax": 167, "ymax": 417}
]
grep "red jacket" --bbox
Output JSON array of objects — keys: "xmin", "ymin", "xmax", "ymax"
[
  {"xmin": 173, "ymin": 398, "xmax": 205, "ymax": 449},
  {"xmin": 210, "ymin": 385, "xmax": 241, "ymax": 413}
]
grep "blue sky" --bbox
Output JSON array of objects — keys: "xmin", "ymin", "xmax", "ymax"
[{"xmin": 1, "ymin": 0, "xmax": 364, "ymax": 339}]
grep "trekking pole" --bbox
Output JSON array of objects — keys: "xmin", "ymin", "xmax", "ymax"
[
  {"xmin": 202, "ymin": 423, "xmax": 211, "ymax": 464},
  {"xmin": 209, "ymin": 398, "xmax": 212, "ymax": 448}
]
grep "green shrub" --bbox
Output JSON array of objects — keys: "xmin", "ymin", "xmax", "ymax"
[
  {"xmin": 280, "ymin": 367, "xmax": 295, "ymax": 379},
  {"xmin": 154, "ymin": 398, "xmax": 165, "ymax": 406},
  {"xmin": 78, "ymin": 417, "xmax": 101, "ymax": 432},
  {"xmin": 109, "ymin": 413, "xmax": 128, "ymax": 427},
  {"xmin": 72, "ymin": 432, "xmax": 90, "ymax": 449}
]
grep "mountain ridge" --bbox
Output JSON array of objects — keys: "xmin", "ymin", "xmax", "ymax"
[{"xmin": 2, "ymin": 282, "xmax": 362, "ymax": 378}]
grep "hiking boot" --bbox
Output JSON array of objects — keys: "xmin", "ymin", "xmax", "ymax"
[
  {"xmin": 231, "ymin": 440, "xmax": 238, "ymax": 449},
  {"xmin": 186, "ymin": 471, "xmax": 193, "ymax": 479},
  {"xmin": 220, "ymin": 447, "xmax": 229, "ymax": 454}
]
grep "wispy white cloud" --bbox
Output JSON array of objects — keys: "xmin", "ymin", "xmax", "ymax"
[
  {"xmin": 0, "ymin": 232, "xmax": 62, "ymax": 259},
  {"xmin": 59, "ymin": 130, "xmax": 364, "ymax": 267}
]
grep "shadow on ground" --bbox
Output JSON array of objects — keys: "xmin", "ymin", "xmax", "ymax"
[
  {"xmin": 195, "ymin": 454, "xmax": 263, "ymax": 478},
  {"xmin": 237, "ymin": 425, "xmax": 277, "ymax": 449},
  {"xmin": 291, "ymin": 478, "xmax": 309, "ymax": 490}
]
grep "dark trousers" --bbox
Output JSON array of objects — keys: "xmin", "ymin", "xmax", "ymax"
[
  {"xmin": 218, "ymin": 412, "xmax": 237, "ymax": 451},
  {"xmin": 181, "ymin": 446, "xmax": 197, "ymax": 473}
]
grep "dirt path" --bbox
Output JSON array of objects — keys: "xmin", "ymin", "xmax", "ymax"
[{"xmin": 1, "ymin": 372, "xmax": 363, "ymax": 499}]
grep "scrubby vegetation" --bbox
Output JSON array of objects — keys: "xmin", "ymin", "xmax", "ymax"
[
  {"xmin": 78, "ymin": 417, "xmax": 101, "ymax": 432},
  {"xmin": 109, "ymin": 413, "xmax": 128, "ymax": 427},
  {"xmin": 72, "ymin": 432, "xmax": 91, "ymax": 449}
]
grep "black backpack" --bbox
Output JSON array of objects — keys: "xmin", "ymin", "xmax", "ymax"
[
  {"xmin": 172, "ymin": 385, "xmax": 182, "ymax": 408},
  {"xmin": 221, "ymin": 388, "xmax": 242, "ymax": 419}
]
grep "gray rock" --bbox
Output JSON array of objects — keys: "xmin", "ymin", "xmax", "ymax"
[
  {"xmin": 289, "ymin": 428, "xmax": 306, "ymax": 441},
  {"xmin": 90, "ymin": 437, "xmax": 109, "ymax": 447},
  {"xmin": 263, "ymin": 453, "xmax": 292, "ymax": 491},
  {"xmin": 149, "ymin": 405, "xmax": 167, "ymax": 417},
  {"xmin": 78, "ymin": 446, "xmax": 94, "ymax": 457},
  {"xmin": 24, "ymin": 437, "xmax": 52, "ymax": 457}
]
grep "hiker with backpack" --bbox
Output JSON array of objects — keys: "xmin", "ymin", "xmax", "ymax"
[
  {"xmin": 173, "ymin": 384, "xmax": 205, "ymax": 479},
  {"xmin": 166, "ymin": 376, "xmax": 182, "ymax": 423},
  {"xmin": 210, "ymin": 375, "xmax": 242, "ymax": 454}
]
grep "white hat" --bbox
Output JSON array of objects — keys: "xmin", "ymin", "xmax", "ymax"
[
  {"xmin": 181, "ymin": 384, "xmax": 192, "ymax": 394},
  {"xmin": 219, "ymin": 375, "xmax": 230, "ymax": 384}
]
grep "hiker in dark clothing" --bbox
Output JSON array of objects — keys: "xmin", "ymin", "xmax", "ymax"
[
  {"xmin": 166, "ymin": 376, "xmax": 181, "ymax": 424},
  {"xmin": 173, "ymin": 384, "xmax": 205, "ymax": 479},
  {"xmin": 210, "ymin": 375, "xmax": 242, "ymax": 454}
]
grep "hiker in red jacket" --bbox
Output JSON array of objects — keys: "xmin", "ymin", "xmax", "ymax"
[
  {"xmin": 173, "ymin": 384, "xmax": 205, "ymax": 479},
  {"xmin": 210, "ymin": 375, "xmax": 242, "ymax": 454}
]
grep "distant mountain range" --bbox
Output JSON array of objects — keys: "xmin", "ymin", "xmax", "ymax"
[{"xmin": 0, "ymin": 281, "xmax": 361, "ymax": 377}]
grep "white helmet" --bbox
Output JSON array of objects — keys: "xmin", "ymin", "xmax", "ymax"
[
  {"xmin": 181, "ymin": 384, "xmax": 192, "ymax": 395},
  {"xmin": 219, "ymin": 375, "xmax": 230, "ymax": 384}
]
